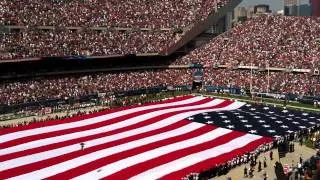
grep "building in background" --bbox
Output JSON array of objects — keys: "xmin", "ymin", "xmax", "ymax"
[
  {"xmin": 247, "ymin": 5, "xmax": 255, "ymax": 18},
  {"xmin": 300, "ymin": 4, "xmax": 312, "ymax": 16},
  {"xmin": 254, "ymin": 4, "xmax": 272, "ymax": 14},
  {"xmin": 284, "ymin": 0, "xmax": 311, "ymax": 16},
  {"xmin": 233, "ymin": 5, "xmax": 271, "ymax": 23},
  {"xmin": 311, "ymin": 0, "xmax": 320, "ymax": 16},
  {"xmin": 234, "ymin": 6, "xmax": 248, "ymax": 22},
  {"xmin": 284, "ymin": 0, "xmax": 301, "ymax": 15},
  {"xmin": 277, "ymin": 10, "xmax": 285, "ymax": 15}
]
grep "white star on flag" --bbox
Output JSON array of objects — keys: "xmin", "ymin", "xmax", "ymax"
[
  {"xmin": 288, "ymin": 114, "xmax": 294, "ymax": 117},
  {"xmin": 263, "ymin": 107, "xmax": 269, "ymax": 110},
  {"xmin": 309, "ymin": 122, "xmax": 316, "ymax": 125},
  {"xmin": 253, "ymin": 116, "xmax": 260, "ymax": 119},
  {"xmin": 241, "ymin": 120, "xmax": 248, "ymax": 123},
  {"xmin": 301, "ymin": 119, "xmax": 308, "ymax": 121},
  {"xmin": 201, "ymin": 112, "xmax": 208, "ymax": 115},
  {"xmin": 268, "ymin": 130, "xmax": 276, "ymax": 133},
  {"xmin": 286, "ymin": 130, "xmax": 294, "ymax": 133},
  {"xmin": 310, "ymin": 117, "xmax": 315, "ymax": 119},
  {"xmin": 250, "ymin": 108, "xmax": 256, "ymax": 111},
  {"xmin": 262, "ymin": 125, "xmax": 271, "ymax": 128},
  {"xmin": 270, "ymin": 117, "xmax": 277, "ymax": 120},
  {"xmin": 203, "ymin": 116, "xmax": 211, "ymax": 119},
  {"xmin": 220, "ymin": 116, "xmax": 228, "ymax": 119},
  {"xmin": 275, "ymin": 121, "xmax": 283, "ymax": 124},
  {"xmin": 302, "ymin": 113, "xmax": 309, "ymax": 116},
  {"xmin": 282, "ymin": 110, "xmax": 288, "ymax": 113},
  {"xmin": 249, "ymin": 130, "xmax": 257, "ymax": 134},
  {"xmin": 244, "ymin": 124, "xmax": 253, "ymax": 128},
  {"xmin": 299, "ymin": 126, "xmax": 306, "ymax": 129},
  {"xmin": 281, "ymin": 125, "xmax": 289, "ymax": 129},
  {"xmin": 206, "ymin": 121, "xmax": 214, "ymax": 124},
  {"xmin": 258, "ymin": 120, "xmax": 265, "ymax": 123},
  {"xmin": 292, "ymin": 121, "xmax": 299, "ymax": 124},
  {"xmin": 233, "ymin": 112, "xmax": 240, "ymax": 115},
  {"xmin": 269, "ymin": 111, "xmax": 274, "ymax": 114},
  {"xmin": 286, "ymin": 118, "xmax": 292, "ymax": 120},
  {"xmin": 237, "ymin": 116, "xmax": 244, "ymax": 118},
  {"xmin": 187, "ymin": 117, "xmax": 194, "ymax": 120},
  {"xmin": 223, "ymin": 120, "xmax": 231, "ymax": 123},
  {"xmin": 245, "ymin": 104, "xmax": 251, "ymax": 107},
  {"xmin": 217, "ymin": 112, "xmax": 224, "ymax": 115},
  {"xmin": 226, "ymin": 125, "xmax": 235, "ymax": 129}
]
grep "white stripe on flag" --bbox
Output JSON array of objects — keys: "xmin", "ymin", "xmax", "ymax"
[
  {"xmin": 1, "ymin": 121, "xmax": 203, "ymax": 172},
  {"xmin": 0, "ymin": 96, "xmax": 204, "ymax": 143},
  {"xmin": 10, "ymin": 128, "xmax": 231, "ymax": 180},
  {"xmin": 72, "ymin": 128, "xmax": 233, "ymax": 180},
  {"xmin": 0, "ymin": 98, "xmax": 223, "ymax": 156},
  {"xmin": 129, "ymin": 134, "xmax": 262, "ymax": 180}
]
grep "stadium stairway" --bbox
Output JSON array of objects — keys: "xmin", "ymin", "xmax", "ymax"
[{"xmin": 161, "ymin": 0, "xmax": 242, "ymax": 56}]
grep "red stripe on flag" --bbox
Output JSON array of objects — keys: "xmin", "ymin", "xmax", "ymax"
[
  {"xmin": 103, "ymin": 130, "xmax": 246, "ymax": 180},
  {"xmin": 0, "ymin": 95, "xmax": 193, "ymax": 136},
  {"xmin": 0, "ymin": 98, "xmax": 224, "ymax": 162},
  {"xmin": 0, "ymin": 120, "xmax": 192, "ymax": 179},
  {"xmin": 45, "ymin": 125, "xmax": 216, "ymax": 180},
  {"xmin": 159, "ymin": 137, "xmax": 273, "ymax": 180},
  {"xmin": 0, "ymin": 98, "xmax": 211, "ymax": 149}
]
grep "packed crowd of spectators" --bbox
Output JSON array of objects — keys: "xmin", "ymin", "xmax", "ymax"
[
  {"xmin": 1, "ymin": 0, "xmax": 228, "ymax": 28},
  {"xmin": 1, "ymin": 29, "xmax": 178, "ymax": 60},
  {"xmin": 0, "ymin": 69, "xmax": 193, "ymax": 106},
  {"xmin": 204, "ymin": 69, "xmax": 320, "ymax": 96},
  {"xmin": 0, "ymin": 0, "xmax": 231, "ymax": 60},
  {"xmin": 175, "ymin": 15, "xmax": 320, "ymax": 69}
]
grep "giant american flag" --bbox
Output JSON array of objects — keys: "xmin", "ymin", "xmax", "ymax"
[{"xmin": 0, "ymin": 95, "xmax": 318, "ymax": 180}]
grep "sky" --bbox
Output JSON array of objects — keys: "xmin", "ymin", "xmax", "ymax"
[{"xmin": 237, "ymin": 0, "xmax": 310, "ymax": 12}]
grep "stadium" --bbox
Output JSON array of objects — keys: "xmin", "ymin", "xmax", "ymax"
[{"xmin": 1, "ymin": 0, "xmax": 320, "ymax": 179}]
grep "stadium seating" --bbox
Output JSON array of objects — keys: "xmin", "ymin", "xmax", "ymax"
[
  {"xmin": 175, "ymin": 15, "xmax": 320, "ymax": 69},
  {"xmin": 0, "ymin": 29, "xmax": 178, "ymax": 60},
  {"xmin": 0, "ymin": 69, "xmax": 193, "ymax": 106},
  {"xmin": 171, "ymin": 14, "xmax": 320, "ymax": 96},
  {"xmin": 204, "ymin": 69, "xmax": 320, "ymax": 96},
  {"xmin": 2, "ymin": 10, "xmax": 320, "ymax": 104},
  {"xmin": 2, "ymin": 0, "xmax": 226, "ymax": 28},
  {"xmin": 0, "ymin": 0, "xmax": 231, "ymax": 60}
]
